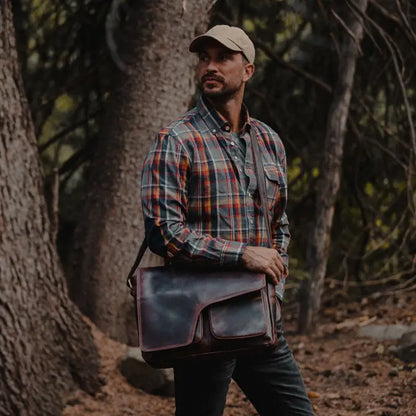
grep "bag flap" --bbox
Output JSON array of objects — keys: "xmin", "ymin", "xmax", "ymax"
[{"xmin": 136, "ymin": 266, "xmax": 266, "ymax": 352}]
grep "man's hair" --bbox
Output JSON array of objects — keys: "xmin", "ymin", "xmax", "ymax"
[{"xmin": 242, "ymin": 54, "xmax": 249, "ymax": 64}]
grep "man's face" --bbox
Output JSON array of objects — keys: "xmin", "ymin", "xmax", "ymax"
[{"xmin": 196, "ymin": 40, "xmax": 254, "ymax": 99}]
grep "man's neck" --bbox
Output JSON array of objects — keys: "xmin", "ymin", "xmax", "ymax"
[{"xmin": 207, "ymin": 93, "xmax": 244, "ymax": 133}]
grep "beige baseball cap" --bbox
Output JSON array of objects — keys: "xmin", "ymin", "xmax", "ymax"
[{"xmin": 189, "ymin": 25, "xmax": 255, "ymax": 63}]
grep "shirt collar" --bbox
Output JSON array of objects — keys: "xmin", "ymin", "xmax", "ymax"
[{"xmin": 197, "ymin": 95, "xmax": 251, "ymax": 135}]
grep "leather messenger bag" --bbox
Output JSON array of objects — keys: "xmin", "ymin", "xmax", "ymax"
[
  {"xmin": 130, "ymin": 255, "xmax": 280, "ymax": 368},
  {"xmin": 127, "ymin": 128, "xmax": 281, "ymax": 368}
]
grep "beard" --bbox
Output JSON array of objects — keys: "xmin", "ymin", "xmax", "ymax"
[{"xmin": 198, "ymin": 74, "xmax": 243, "ymax": 99}]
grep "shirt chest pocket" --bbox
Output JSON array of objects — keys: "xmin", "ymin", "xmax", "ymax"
[{"xmin": 264, "ymin": 166, "xmax": 282, "ymax": 208}]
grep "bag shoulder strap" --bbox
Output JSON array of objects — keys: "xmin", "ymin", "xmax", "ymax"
[
  {"xmin": 127, "ymin": 124, "xmax": 273, "ymax": 288},
  {"xmin": 126, "ymin": 238, "xmax": 147, "ymax": 289},
  {"xmin": 249, "ymin": 125, "xmax": 273, "ymax": 248}
]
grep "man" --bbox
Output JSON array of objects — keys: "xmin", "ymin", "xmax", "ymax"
[{"xmin": 141, "ymin": 25, "xmax": 314, "ymax": 416}]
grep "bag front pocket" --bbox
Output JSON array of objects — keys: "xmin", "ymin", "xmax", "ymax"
[{"xmin": 209, "ymin": 290, "xmax": 268, "ymax": 339}]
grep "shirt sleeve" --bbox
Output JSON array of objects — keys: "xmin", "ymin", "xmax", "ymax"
[
  {"xmin": 141, "ymin": 132, "xmax": 246, "ymax": 266},
  {"xmin": 272, "ymin": 139, "xmax": 291, "ymax": 274},
  {"xmin": 274, "ymin": 212, "xmax": 290, "ymax": 271}
]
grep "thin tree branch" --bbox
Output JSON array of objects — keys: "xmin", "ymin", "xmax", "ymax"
[
  {"xmin": 57, "ymin": 138, "xmax": 96, "ymax": 178},
  {"xmin": 254, "ymin": 37, "xmax": 333, "ymax": 93},
  {"xmin": 278, "ymin": 20, "xmax": 308, "ymax": 57},
  {"xmin": 395, "ymin": 0, "xmax": 416, "ymax": 45},
  {"xmin": 106, "ymin": 0, "xmax": 129, "ymax": 73},
  {"xmin": 369, "ymin": 0, "xmax": 416, "ymax": 48},
  {"xmin": 351, "ymin": 100, "xmax": 408, "ymax": 171},
  {"xmin": 348, "ymin": 1, "xmax": 384, "ymax": 55},
  {"xmin": 330, "ymin": 7, "xmax": 363, "ymax": 55},
  {"xmin": 38, "ymin": 111, "xmax": 100, "ymax": 153},
  {"xmin": 207, "ymin": 0, "xmax": 218, "ymax": 12}
]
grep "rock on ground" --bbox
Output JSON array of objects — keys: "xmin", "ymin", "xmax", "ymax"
[{"xmin": 119, "ymin": 348, "xmax": 174, "ymax": 396}]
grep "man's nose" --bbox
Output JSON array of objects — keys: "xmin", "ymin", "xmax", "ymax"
[{"xmin": 206, "ymin": 59, "xmax": 218, "ymax": 72}]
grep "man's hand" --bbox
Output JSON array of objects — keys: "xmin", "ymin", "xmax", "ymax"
[{"xmin": 242, "ymin": 246, "xmax": 286, "ymax": 285}]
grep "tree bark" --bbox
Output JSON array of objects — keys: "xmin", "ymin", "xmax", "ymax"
[
  {"xmin": 0, "ymin": 1, "xmax": 101, "ymax": 414},
  {"xmin": 298, "ymin": 0, "xmax": 368, "ymax": 333},
  {"xmin": 68, "ymin": 0, "xmax": 216, "ymax": 344}
]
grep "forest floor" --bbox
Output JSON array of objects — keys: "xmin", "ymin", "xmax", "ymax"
[{"xmin": 63, "ymin": 288, "xmax": 416, "ymax": 416}]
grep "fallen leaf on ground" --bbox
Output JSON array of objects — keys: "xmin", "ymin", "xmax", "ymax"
[{"xmin": 307, "ymin": 391, "xmax": 320, "ymax": 399}]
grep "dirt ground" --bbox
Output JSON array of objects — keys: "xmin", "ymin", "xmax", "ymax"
[{"xmin": 63, "ymin": 289, "xmax": 416, "ymax": 416}]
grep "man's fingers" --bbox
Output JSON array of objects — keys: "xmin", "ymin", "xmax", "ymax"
[
  {"xmin": 267, "ymin": 254, "xmax": 283, "ymax": 280},
  {"xmin": 274, "ymin": 258, "xmax": 284, "ymax": 274},
  {"xmin": 273, "ymin": 252, "xmax": 284, "ymax": 272},
  {"xmin": 266, "ymin": 263, "xmax": 283, "ymax": 285},
  {"xmin": 266, "ymin": 270, "xmax": 279, "ymax": 285}
]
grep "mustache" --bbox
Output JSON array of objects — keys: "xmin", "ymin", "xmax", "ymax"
[{"xmin": 201, "ymin": 73, "xmax": 224, "ymax": 83}]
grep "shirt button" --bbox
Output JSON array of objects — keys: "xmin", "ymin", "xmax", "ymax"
[
  {"xmin": 224, "ymin": 125, "xmax": 230, "ymax": 131},
  {"xmin": 212, "ymin": 129, "xmax": 217, "ymax": 134},
  {"xmin": 234, "ymin": 156, "xmax": 238, "ymax": 160},
  {"xmin": 249, "ymin": 219, "xmax": 254, "ymax": 224},
  {"xmin": 230, "ymin": 141, "xmax": 235, "ymax": 146}
]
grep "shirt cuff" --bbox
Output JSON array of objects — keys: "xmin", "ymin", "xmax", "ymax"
[{"xmin": 220, "ymin": 241, "xmax": 247, "ymax": 266}]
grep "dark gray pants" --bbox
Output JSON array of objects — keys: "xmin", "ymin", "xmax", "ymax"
[{"xmin": 174, "ymin": 322, "xmax": 314, "ymax": 416}]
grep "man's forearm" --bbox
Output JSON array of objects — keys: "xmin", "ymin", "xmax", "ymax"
[{"xmin": 145, "ymin": 218, "xmax": 246, "ymax": 266}]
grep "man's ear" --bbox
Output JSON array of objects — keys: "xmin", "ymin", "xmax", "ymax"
[{"xmin": 243, "ymin": 63, "xmax": 255, "ymax": 82}]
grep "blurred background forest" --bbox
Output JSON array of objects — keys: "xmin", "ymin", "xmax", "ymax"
[
  {"xmin": 1, "ymin": 0, "xmax": 415, "ymax": 414},
  {"xmin": 13, "ymin": 0, "xmax": 416, "ymax": 310}
]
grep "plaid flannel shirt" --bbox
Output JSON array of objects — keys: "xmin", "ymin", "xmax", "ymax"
[{"xmin": 141, "ymin": 96, "xmax": 290, "ymax": 298}]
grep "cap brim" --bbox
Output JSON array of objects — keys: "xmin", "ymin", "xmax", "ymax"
[{"xmin": 189, "ymin": 35, "xmax": 242, "ymax": 54}]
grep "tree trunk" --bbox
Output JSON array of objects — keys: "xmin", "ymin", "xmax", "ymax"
[
  {"xmin": 68, "ymin": 0, "xmax": 216, "ymax": 344},
  {"xmin": 0, "ymin": 2, "xmax": 101, "ymax": 414},
  {"xmin": 298, "ymin": 0, "xmax": 368, "ymax": 333}
]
